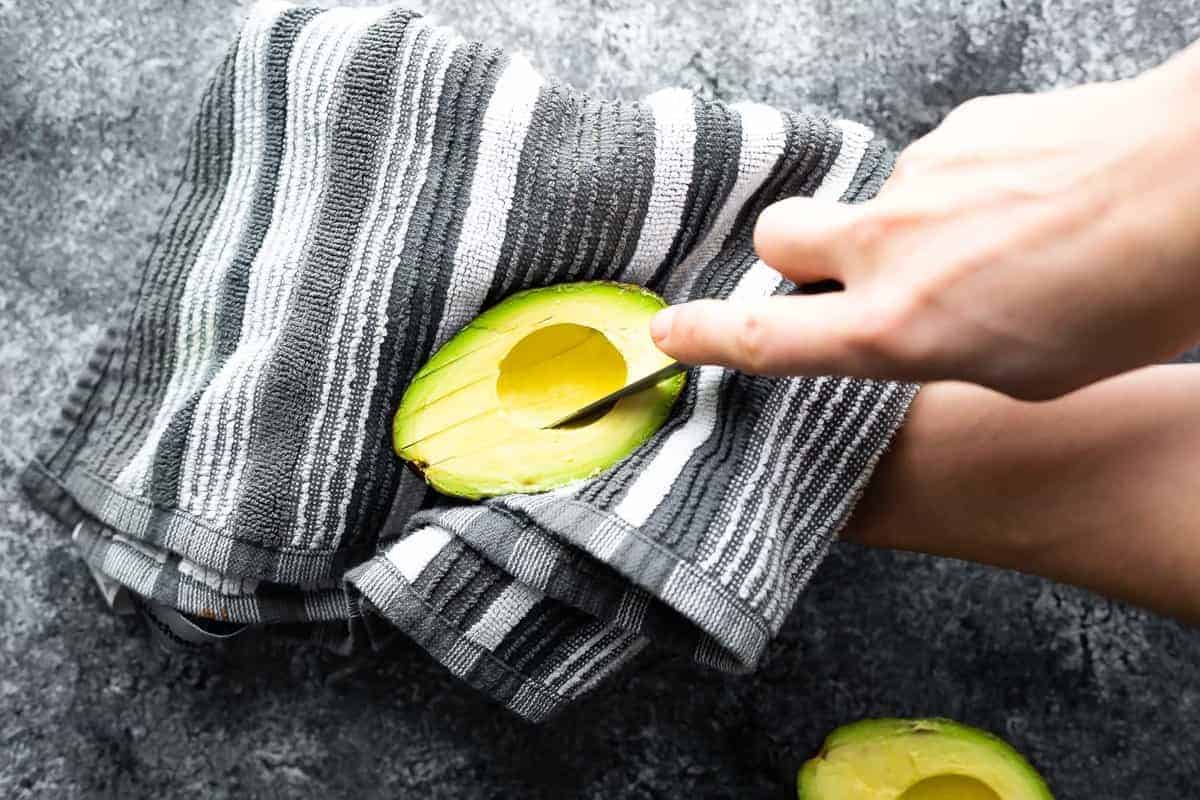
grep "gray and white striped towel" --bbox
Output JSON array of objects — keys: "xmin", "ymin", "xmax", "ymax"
[{"xmin": 22, "ymin": 1, "xmax": 917, "ymax": 721}]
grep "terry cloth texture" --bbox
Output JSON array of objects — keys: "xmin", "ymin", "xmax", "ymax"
[{"xmin": 22, "ymin": 0, "xmax": 918, "ymax": 721}]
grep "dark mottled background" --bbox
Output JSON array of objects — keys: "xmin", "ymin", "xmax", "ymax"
[{"xmin": 3, "ymin": 1, "xmax": 1199, "ymax": 797}]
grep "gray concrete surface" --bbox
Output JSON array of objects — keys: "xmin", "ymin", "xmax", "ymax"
[{"xmin": 3, "ymin": 1, "xmax": 1200, "ymax": 797}]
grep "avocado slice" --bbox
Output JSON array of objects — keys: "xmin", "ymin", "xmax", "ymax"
[
  {"xmin": 394, "ymin": 281, "xmax": 685, "ymax": 499},
  {"xmin": 799, "ymin": 718, "xmax": 1053, "ymax": 800}
]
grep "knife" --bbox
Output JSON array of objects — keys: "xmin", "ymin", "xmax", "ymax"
[{"xmin": 543, "ymin": 361, "xmax": 686, "ymax": 429}]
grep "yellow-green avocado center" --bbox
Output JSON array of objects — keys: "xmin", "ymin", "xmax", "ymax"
[
  {"xmin": 495, "ymin": 323, "xmax": 628, "ymax": 429},
  {"xmin": 799, "ymin": 718, "xmax": 1053, "ymax": 800},
  {"xmin": 393, "ymin": 282, "xmax": 684, "ymax": 499}
]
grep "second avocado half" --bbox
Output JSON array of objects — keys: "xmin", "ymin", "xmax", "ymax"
[
  {"xmin": 394, "ymin": 281, "xmax": 685, "ymax": 499},
  {"xmin": 799, "ymin": 718, "xmax": 1053, "ymax": 800}
]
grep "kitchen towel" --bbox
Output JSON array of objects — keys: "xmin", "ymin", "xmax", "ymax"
[{"xmin": 22, "ymin": 0, "xmax": 917, "ymax": 721}]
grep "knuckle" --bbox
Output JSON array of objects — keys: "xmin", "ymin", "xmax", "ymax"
[
  {"xmin": 845, "ymin": 306, "xmax": 898, "ymax": 362},
  {"xmin": 847, "ymin": 294, "xmax": 932, "ymax": 367},
  {"xmin": 843, "ymin": 208, "xmax": 897, "ymax": 259},
  {"xmin": 734, "ymin": 307, "xmax": 772, "ymax": 373}
]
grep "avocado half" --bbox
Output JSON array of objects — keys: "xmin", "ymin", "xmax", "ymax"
[
  {"xmin": 799, "ymin": 718, "xmax": 1053, "ymax": 800},
  {"xmin": 394, "ymin": 281, "xmax": 685, "ymax": 499}
]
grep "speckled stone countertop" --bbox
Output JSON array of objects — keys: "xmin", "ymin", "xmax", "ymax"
[{"xmin": 3, "ymin": 1, "xmax": 1199, "ymax": 797}]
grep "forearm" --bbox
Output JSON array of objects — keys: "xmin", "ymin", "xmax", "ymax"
[{"xmin": 844, "ymin": 366, "xmax": 1200, "ymax": 621}]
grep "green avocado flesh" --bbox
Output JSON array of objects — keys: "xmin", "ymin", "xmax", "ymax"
[
  {"xmin": 393, "ymin": 281, "xmax": 685, "ymax": 499},
  {"xmin": 798, "ymin": 719, "xmax": 1053, "ymax": 800}
]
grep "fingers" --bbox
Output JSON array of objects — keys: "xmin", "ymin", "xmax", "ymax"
[
  {"xmin": 650, "ymin": 294, "xmax": 880, "ymax": 378},
  {"xmin": 753, "ymin": 196, "xmax": 864, "ymax": 284}
]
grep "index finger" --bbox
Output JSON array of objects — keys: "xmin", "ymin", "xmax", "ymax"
[{"xmin": 650, "ymin": 294, "xmax": 886, "ymax": 378}]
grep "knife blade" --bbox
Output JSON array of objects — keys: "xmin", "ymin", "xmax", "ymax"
[{"xmin": 543, "ymin": 361, "xmax": 686, "ymax": 429}]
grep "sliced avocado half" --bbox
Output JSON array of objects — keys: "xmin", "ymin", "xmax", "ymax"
[
  {"xmin": 799, "ymin": 718, "xmax": 1053, "ymax": 800},
  {"xmin": 394, "ymin": 281, "xmax": 684, "ymax": 499}
]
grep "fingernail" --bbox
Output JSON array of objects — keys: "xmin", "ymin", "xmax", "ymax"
[{"xmin": 650, "ymin": 306, "xmax": 675, "ymax": 344}]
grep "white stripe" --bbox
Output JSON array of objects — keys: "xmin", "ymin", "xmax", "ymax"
[
  {"xmin": 432, "ymin": 55, "xmax": 545, "ymax": 348},
  {"xmin": 613, "ymin": 589, "xmax": 650, "ymax": 631},
  {"xmin": 662, "ymin": 101, "xmax": 787, "ymax": 301},
  {"xmin": 177, "ymin": 554, "xmax": 260, "ymax": 596},
  {"xmin": 463, "ymin": 582, "xmax": 543, "ymax": 650},
  {"xmin": 614, "ymin": 260, "xmax": 782, "ymax": 527},
  {"xmin": 556, "ymin": 631, "xmax": 639, "ymax": 696},
  {"xmin": 765, "ymin": 384, "xmax": 903, "ymax": 619},
  {"xmin": 101, "ymin": 543, "xmax": 160, "ymax": 600},
  {"xmin": 698, "ymin": 375, "xmax": 831, "ymax": 573},
  {"xmin": 735, "ymin": 379, "xmax": 855, "ymax": 601},
  {"xmin": 541, "ymin": 625, "xmax": 615, "ymax": 689},
  {"xmin": 590, "ymin": 515, "xmax": 627, "ymax": 562},
  {"xmin": 620, "ymin": 88, "xmax": 696, "ymax": 285},
  {"xmin": 184, "ymin": 10, "xmax": 357, "ymax": 514},
  {"xmin": 575, "ymin": 636, "xmax": 647, "ymax": 695},
  {"xmin": 385, "ymin": 525, "xmax": 453, "ymax": 583},
  {"xmin": 813, "ymin": 119, "xmax": 873, "ymax": 202},
  {"xmin": 204, "ymin": 8, "xmax": 384, "ymax": 522},
  {"xmin": 177, "ymin": 8, "xmax": 385, "ymax": 521},
  {"xmin": 614, "ymin": 365, "xmax": 723, "ymax": 527},
  {"xmin": 113, "ymin": 2, "xmax": 286, "ymax": 493},
  {"xmin": 507, "ymin": 528, "xmax": 558, "ymax": 590},
  {"xmin": 296, "ymin": 22, "xmax": 458, "ymax": 545},
  {"xmin": 439, "ymin": 505, "xmax": 488, "ymax": 531}
]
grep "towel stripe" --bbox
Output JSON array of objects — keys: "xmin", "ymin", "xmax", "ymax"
[
  {"xmin": 337, "ymin": 40, "xmax": 506, "ymax": 551},
  {"xmin": 433, "ymin": 55, "xmax": 545, "ymax": 348},
  {"xmin": 619, "ymin": 89, "xmax": 695, "ymax": 284},
  {"xmin": 661, "ymin": 101, "xmax": 788, "ymax": 301},
  {"xmin": 295, "ymin": 18, "xmax": 440, "ymax": 547}
]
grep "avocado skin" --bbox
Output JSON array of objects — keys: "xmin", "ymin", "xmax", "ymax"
[{"xmin": 798, "ymin": 718, "xmax": 1054, "ymax": 800}]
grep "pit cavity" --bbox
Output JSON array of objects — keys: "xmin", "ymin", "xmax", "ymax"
[
  {"xmin": 898, "ymin": 775, "xmax": 1002, "ymax": 800},
  {"xmin": 496, "ymin": 323, "xmax": 626, "ymax": 429}
]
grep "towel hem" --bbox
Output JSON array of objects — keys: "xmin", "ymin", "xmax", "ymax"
[
  {"xmin": 347, "ymin": 554, "xmax": 569, "ymax": 722},
  {"xmin": 22, "ymin": 458, "xmax": 346, "ymax": 584}
]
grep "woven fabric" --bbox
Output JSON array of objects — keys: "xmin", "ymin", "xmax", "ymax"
[{"xmin": 22, "ymin": 1, "xmax": 917, "ymax": 721}]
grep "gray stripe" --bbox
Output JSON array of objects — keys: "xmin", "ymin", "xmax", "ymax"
[
  {"xmin": 647, "ymin": 97, "xmax": 742, "ymax": 288},
  {"xmin": 146, "ymin": 7, "xmax": 322, "ymax": 514},
  {"xmin": 230, "ymin": 10, "xmax": 417, "ymax": 557},
  {"xmin": 843, "ymin": 130, "xmax": 894, "ymax": 202},
  {"xmin": 339, "ymin": 38, "xmax": 508, "ymax": 555},
  {"xmin": 179, "ymin": 7, "xmax": 384, "ymax": 528},
  {"xmin": 308, "ymin": 22, "xmax": 447, "ymax": 549},
  {"xmin": 381, "ymin": 41, "xmax": 509, "ymax": 417},
  {"xmin": 484, "ymin": 87, "xmax": 657, "ymax": 302}
]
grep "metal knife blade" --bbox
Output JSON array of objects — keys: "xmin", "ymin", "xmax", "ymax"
[{"xmin": 543, "ymin": 361, "xmax": 686, "ymax": 429}]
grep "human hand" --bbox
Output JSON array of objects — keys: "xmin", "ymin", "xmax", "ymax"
[{"xmin": 651, "ymin": 43, "xmax": 1200, "ymax": 400}]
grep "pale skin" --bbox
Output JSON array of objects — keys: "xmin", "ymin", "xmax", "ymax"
[{"xmin": 650, "ymin": 41, "xmax": 1200, "ymax": 621}]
